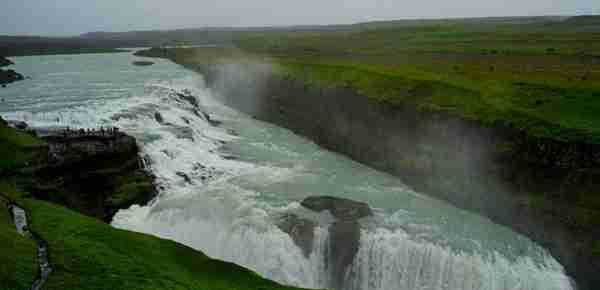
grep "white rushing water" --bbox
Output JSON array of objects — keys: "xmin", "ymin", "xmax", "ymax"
[{"xmin": 0, "ymin": 52, "xmax": 574, "ymax": 290}]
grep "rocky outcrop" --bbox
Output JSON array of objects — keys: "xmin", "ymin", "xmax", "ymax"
[
  {"xmin": 154, "ymin": 112, "xmax": 165, "ymax": 124},
  {"xmin": 0, "ymin": 56, "xmax": 24, "ymax": 86},
  {"xmin": 0, "ymin": 69, "xmax": 24, "ymax": 86},
  {"xmin": 24, "ymin": 127, "xmax": 157, "ymax": 222},
  {"xmin": 132, "ymin": 61, "xmax": 154, "ymax": 66},
  {"xmin": 42, "ymin": 130, "xmax": 137, "ymax": 167},
  {"xmin": 279, "ymin": 196, "xmax": 372, "ymax": 290},
  {"xmin": 301, "ymin": 196, "xmax": 372, "ymax": 220},
  {"xmin": 0, "ymin": 56, "xmax": 12, "ymax": 67},
  {"xmin": 302, "ymin": 196, "xmax": 371, "ymax": 290}
]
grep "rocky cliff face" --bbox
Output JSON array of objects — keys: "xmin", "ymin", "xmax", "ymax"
[
  {"xmin": 25, "ymin": 129, "xmax": 156, "ymax": 222},
  {"xmin": 191, "ymin": 63, "xmax": 599, "ymax": 290}
]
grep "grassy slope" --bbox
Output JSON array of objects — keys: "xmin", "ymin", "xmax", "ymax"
[
  {"xmin": 18, "ymin": 198, "xmax": 303, "ymax": 290},
  {"xmin": 0, "ymin": 126, "xmax": 44, "ymax": 170},
  {"xmin": 0, "ymin": 195, "xmax": 37, "ymax": 290},
  {"xmin": 200, "ymin": 16, "xmax": 600, "ymax": 142},
  {"xmin": 0, "ymin": 122, "xmax": 308, "ymax": 290}
]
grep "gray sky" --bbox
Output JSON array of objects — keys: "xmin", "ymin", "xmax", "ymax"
[{"xmin": 1, "ymin": 0, "xmax": 599, "ymax": 36}]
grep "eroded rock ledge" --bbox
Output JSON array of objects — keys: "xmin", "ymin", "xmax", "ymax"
[
  {"xmin": 4, "ymin": 124, "xmax": 158, "ymax": 222},
  {"xmin": 279, "ymin": 196, "xmax": 372, "ymax": 290}
]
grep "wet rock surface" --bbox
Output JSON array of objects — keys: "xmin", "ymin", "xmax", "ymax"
[
  {"xmin": 301, "ymin": 196, "xmax": 372, "ymax": 221},
  {"xmin": 279, "ymin": 196, "xmax": 372, "ymax": 290},
  {"xmin": 154, "ymin": 111, "xmax": 165, "ymax": 124},
  {"xmin": 328, "ymin": 220, "xmax": 361, "ymax": 289},
  {"xmin": 132, "ymin": 61, "xmax": 154, "ymax": 66},
  {"xmin": 277, "ymin": 214, "xmax": 316, "ymax": 257},
  {"xmin": 0, "ymin": 69, "xmax": 24, "ymax": 86},
  {"xmin": 301, "ymin": 196, "xmax": 372, "ymax": 290}
]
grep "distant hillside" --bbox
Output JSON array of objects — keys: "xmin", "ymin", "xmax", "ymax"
[
  {"xmin": 2, "ymin": 16, "xmax": 581, "ymax": 56},
  {"xmin": 565, "ymin": 15, "xmax": 600, "ymax": 24}
]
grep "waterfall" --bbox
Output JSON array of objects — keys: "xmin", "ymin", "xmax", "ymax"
[
  {"xmin": 345, "ymin": 228, "xmax": 573, "ymax": 290},
  {"xmin": 2, "ymin": 55, "xmax": 575, "ymax": 290}
]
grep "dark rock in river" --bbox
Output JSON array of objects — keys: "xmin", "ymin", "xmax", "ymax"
[
  {"xmin": 176, "ymin": 171, "xmax": 193, "ymax": 184},
  {"xmin": 329, "ymin": 220, "xmax": 361, "ymax": 289},
  {"xmin": 154, "ymin": 111, "xmax": 164, "ymax": 124},
  {"xmin": 132, "ymin": 61, "xmax": 154, "ymax": 66},
  {"xmin": 300, "ymin": 196, "xmax": 372, "ymax": 289},
  {"xmin": 0, "ymin": 69, "xmax": 24, "ymax": 85},
  {"xmin": 176, "ymin": 90, "xmax": 199, "ymax": 109},
  {"xmin": 279, "ymin": 196, "xmax": 372, "ymax": 290},
  {"xmin": 0, "ymin": 56, "xmax": 13, "ymax": 67},
  {"xmin": 301, "ymin": 196, "xmax": 372, "ymax": 220}
]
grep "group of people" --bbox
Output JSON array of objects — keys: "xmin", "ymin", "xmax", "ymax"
[{"xmin": 61, "ymin": 126, "xmax": 120, "ymax": 138}]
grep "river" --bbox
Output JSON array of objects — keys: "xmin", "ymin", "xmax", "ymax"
[{"xmin": 0, "ymin": 51, "xmax": 574, "ymax": 290}]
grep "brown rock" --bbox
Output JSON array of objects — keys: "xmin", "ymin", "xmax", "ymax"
[
  {"xmin": 301, "ymin": 196, "xmax": 372, "ymax": 220},
  {"xmin": 277, "ymin": 214, "xmax": 316, "ymax": 257}
]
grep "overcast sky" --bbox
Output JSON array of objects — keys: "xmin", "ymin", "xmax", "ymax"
[{"xmin": 1, "ymin": 0, "xmax": 598, "ymax": 36}]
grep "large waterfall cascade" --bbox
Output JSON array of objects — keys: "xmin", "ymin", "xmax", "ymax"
[{"xmin": 0, "ymin": 53, "xmax": 575, "ymax": 290}]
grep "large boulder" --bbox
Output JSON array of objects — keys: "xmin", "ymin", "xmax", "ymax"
[{"xmin": 301, "ymin": 196, "xmax": 372, "ymax": 220}]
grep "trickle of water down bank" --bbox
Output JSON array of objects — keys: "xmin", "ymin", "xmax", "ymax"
[{"xmin": 1, "ymin": 53, "xmax": 575, "ymax": 290}]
